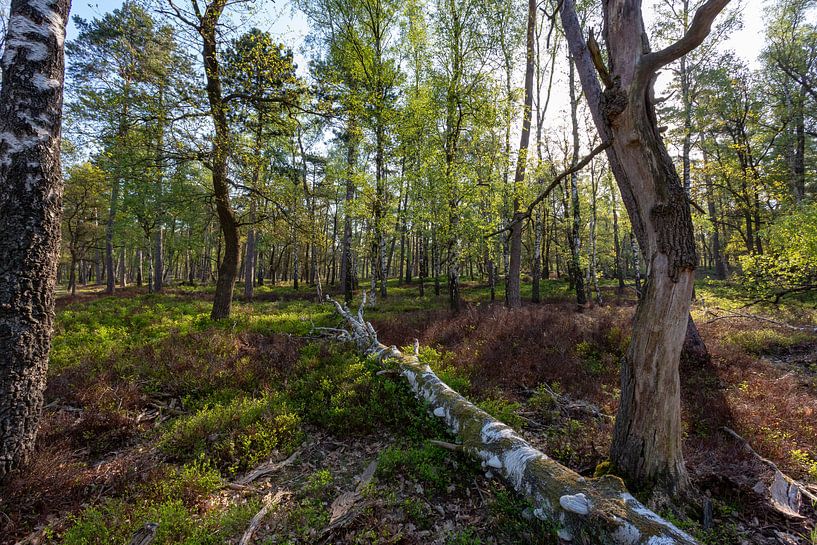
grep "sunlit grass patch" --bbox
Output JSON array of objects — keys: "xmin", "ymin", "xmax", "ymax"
[{"xmin": 158, "ymin": 392, "xmax": 303, "ymax": 476}]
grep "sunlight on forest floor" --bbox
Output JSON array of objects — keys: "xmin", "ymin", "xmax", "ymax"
[{"xmin": 2, "ymin": 279, "xmax": 816, "ymax": 544}]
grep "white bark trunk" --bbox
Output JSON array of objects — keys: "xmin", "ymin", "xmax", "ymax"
[{"xmin": 328, "ymin": 297, "xmax": 698, "ymax": 545}]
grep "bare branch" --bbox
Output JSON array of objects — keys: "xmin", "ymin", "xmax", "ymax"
[
  {"xmin": 485, "ymin": 140, "xmax": 611, "ymax": 238},
  {"xmin": 640, "ymin": 0, "xmax": 731, "ymax": 75}
]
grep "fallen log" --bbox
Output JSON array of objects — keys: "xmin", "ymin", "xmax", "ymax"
[{"xmin": 326, "ymin": 295, "xmax": 698, "ymax": 545}]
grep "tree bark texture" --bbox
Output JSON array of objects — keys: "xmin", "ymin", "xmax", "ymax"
[
  {"xmin": 560, "ymin": 0, "xmax": 729, "ymax": 495},
  {"xmin": 0, "ymin": 0, "xmax": 70, "ymax": 478}
]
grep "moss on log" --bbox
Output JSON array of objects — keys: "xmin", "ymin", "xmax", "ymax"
[{"xmin": 327, "ymin": 296, "xmax": 698, "ymax": 545}]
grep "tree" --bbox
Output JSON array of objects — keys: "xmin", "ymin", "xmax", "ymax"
[
  {"xmin": 223, "ymin": 29, "xmax": 302, "ymax": 300},
  {"xmin": 0, "ymin": 0, "xmax": 70, "ymax": 478},
  {"xmin": 68, "ymin": 2, "xmax": 164, "ymax": 294},
  {"xmin": 62, "ymin": 163, "xmax": 106, "ymax": 296},
  {"xmin": 560, "ymin": 0, "xmax": 730, "ymax": 496},
  {"xmin": 505, "ymin": 0, "xmax": 535, "ymax": 308},
  {"xmin": 763, "ymin": 0, "xmax": 817, "ymax": 202},
  {"xmin": 163, "ymin": 0, "xmax": 246, "ymax": 319}
]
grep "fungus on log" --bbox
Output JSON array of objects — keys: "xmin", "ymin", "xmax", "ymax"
[{"xmin": 326, "ymin": 295, "xmax": 698, "ymax": 545}]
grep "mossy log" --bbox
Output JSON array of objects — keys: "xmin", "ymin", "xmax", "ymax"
[{"xmin": 327, "ymin": 296, "xmax": 698, "ymax": 545}]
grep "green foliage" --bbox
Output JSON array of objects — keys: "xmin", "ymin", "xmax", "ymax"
[
  {"xmin": 158, "ymin": 392, "xmax": 302, "ymax": 476},
  {"xmin": 722, "ymin": 328, "xmax": 811, "ymax": 354},
  {"xmin": 376, "ymin": 443, "xmax": 454, "ymax": 493},
  {"xmin": 739, "ymin": 203, "xmax": 817, "ymax": 300},
  {"xmin": 487, "ymin": 488, "xmax": 556, "ymax": 545},
  {"xmin": 290, "ymin": 344, "xmax": 444, "ymax": 438},
  {"xmin": 419, "ymin": 346, "xmax": 472, "ymax": 395},
  {"xmin": 61, "ymin": 498, "xmax": 259, "ymax": 545},
  {"xmin": 527, "ymin": 383, "xmax": 560, "ymax": 412},
  {"xmin": 790, "ymin": 449, "xmax": 817, "ymax": 481},
  {"xmin": 477, "ymin": 397, "xmax": 524, "ymax": 430},
  {"xmin": 304, "ymin": 469, "xmax": 334, "ymax": 496},
  {"xmin": 575, "ymin": 340, "xmax": 605, "ymax": 375},
  {"xmin": 60, "ymin": 461, "xmax": 257, "ymax": 545},
  {"xmin": 662, "ymin": 508, "xmax": 744, "ymax": 545},
  {"xmin": 445, "ymin": 528, "xmax": 484, "ymax": 545}
]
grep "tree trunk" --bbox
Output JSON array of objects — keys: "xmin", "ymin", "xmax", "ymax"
[
  {"xmin": 610, "ymin": 175, "xmax": 625, "ymax": 293},
  {"xmin": 341, "ymin": 120, "xmax": 356, "ymax": 304},
  {"xmin": 567, "ymin": 57, "xmax": 586, "ymax": 307},
  {"xmin": 68, "ymin": 250, "xmax": 77, "ymax": 296},
  {"xmin": 199, "ymin": 1, "xmax": 239, "ymax": 320},
  {"xmin": 0, "ymin": 0, "xmax": 69, "ymax": 478},
  {"xmin": 560, "ymin": 0, "xmax": 728, "ymax": 496},
  {"xmin": 245, "ymin": 225, "xmax": 255, "ymax": 300},
  {"xmin": 506, "ymin": 0, "xmax": 537, "ymax": 309}
]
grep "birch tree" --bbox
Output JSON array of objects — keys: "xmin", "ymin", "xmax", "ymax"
[{"xmin": 0, "ymin": 0, "xmax": 70, "ymax": 478}]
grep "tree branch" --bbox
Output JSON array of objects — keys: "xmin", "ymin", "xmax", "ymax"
[
  {"xmin": 639, "ymin": 0, "xmax": 731, "ymax": 75},
  {"xmin": 485, "ymin": 140, "xmax": 611, "ymax": 238}
]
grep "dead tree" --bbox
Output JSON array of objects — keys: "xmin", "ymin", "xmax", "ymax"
[
  {"xmin": 325, "ymin": 296, "xmax": 698, "ymax": 545},
  {"xmin": 559, "ymin": 0, "xmax": 729, "ymax": 496}
]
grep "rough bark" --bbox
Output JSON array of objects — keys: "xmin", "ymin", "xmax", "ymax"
[
  {"xmin": 198, "ymin": 0, "xmax": 239, "ymax": 320},
  {"xmin": 0, "ymin": 0, "xmax": 70, "ymax": 478},
  {"xmin": 560, "ymin": 0, "xmax": 729, "ymax": 495},
  {"xmin": 327, "ymin": 298, "xmax": 698, "ymax": 545}
]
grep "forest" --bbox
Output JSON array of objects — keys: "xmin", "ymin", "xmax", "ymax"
[{"xmin": 0, "ymin": 0, "xmax": 816, "ymax": 542}]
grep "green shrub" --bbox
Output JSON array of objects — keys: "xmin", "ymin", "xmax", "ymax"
[
  {"xmin": 418, "ymin": 346, "xmax": 472, "ymax": 395},
  {"xmin": 290, "ymin": 344, "xmax": 445, "ymax": 439},
  {"xmin": 158, "ymin": 392, "xmax": 302, "ymax": 475},
  {"xmin": 446, "ymin": 528, "xmax": 484, "ymax": 545},
  {"xmin": 477, "ymin": 397, "xmax": 524, "ymax": 430},
  {"xmin": 487, "ymin": 488, "xmax": 555, "ymax": 545},
  {"xmin": 723, "ymin": 328, "xmax": 809, "ymax": 354},
  {"xmin": 61, "ymin": 498, "xmax": 259, "ymax": 545},
  {"xmin": 377, "ymin": 443, "xmax": 454, "ymax": 493}
]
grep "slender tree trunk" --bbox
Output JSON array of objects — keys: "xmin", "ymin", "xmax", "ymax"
[
  {"xmin": 0, "ymin": 0, "xmax": 69, "ymax": 478},
  {"xmin": 69, "ymin": 251, "xmax": 77, "ymax": 296},
  {"xmin": 610, "ymin": 175, "xmax": 625, "ymax": 293},
  {"xmin": 136, "ymin": 248, "xmax": 143, "ymax": 287},
  {"xmin": 567, "ymin": 58, "xmax": 586, "ymax": 306},
  {"xmin": 199, "ymin": 2, "xmax": 239, "ymax": 320},
  {"xmin": 341, "ymin": 119, "xmax": 356, "ymax": 304},
  {"xmin": 154, "ymin": 85, "xmax": 165, "ymax": 293},
  {"xmin": 506, "ymin": 0, "xmax": 537, "ymax": 308},
  {"xmin": 118, "ymin": 246, "xmax": 126, "ymax": 287}
]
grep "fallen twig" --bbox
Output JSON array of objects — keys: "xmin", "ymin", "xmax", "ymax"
[
  {"xmin": 705, "ymin": 311, "xmax": 817, "ymax": 333},
  {"xmin": 319, "ymin": 459, "xmax": 379, "ymax": 542},
  {"xmin": 238, "ymin": 490, "xmax": 288, "ymax": 545},
  {"xmin": 233, "ymin": 447, "xmax": 302, "ymax": 486},
  {"xmin": 722, "ymin": 426, "xmax": 817, "ymax": 519}
]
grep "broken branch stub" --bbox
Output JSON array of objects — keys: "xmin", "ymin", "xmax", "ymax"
[{"xmin": 326, "ymin": 295, "xmax": 698, "ymax": 545}]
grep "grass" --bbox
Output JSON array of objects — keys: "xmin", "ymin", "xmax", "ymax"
[
  {"xmin": 158, "ymin": 392, "xmax": 303, "ymax": 476},
  {"xmin": 13, "ymin": 276, "xmax": 815, "ymax": 543}
]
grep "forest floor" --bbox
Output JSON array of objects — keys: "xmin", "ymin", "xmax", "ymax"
[{"xmin": 2, "ymin": 278, "xmax": 816, "ymax": 545}]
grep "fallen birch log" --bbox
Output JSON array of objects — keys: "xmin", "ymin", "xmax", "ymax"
[{"xmin": 325, "ymin": 295, "xmax": 698, "ymax": 545}]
